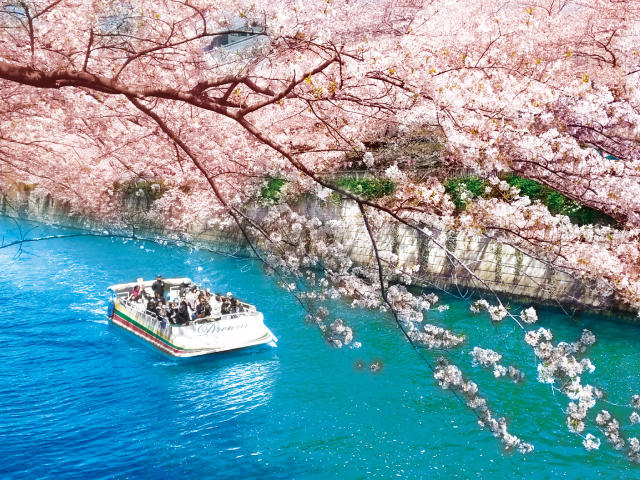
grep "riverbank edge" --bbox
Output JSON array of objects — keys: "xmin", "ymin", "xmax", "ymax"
[{"xmin": 2, "ymin": 187, "xmax": 637, "ymax": 321}]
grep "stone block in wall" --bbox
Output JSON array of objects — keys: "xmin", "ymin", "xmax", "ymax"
[
  {"xmin": 424, "ymin": 245, "xmax": 447, "ymax": 275},
  {"xmin": 397, "ymin": 224, "xmax": 419, "ymax": 267}
]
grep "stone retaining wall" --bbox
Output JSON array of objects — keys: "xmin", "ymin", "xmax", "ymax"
[
  {"xmin": 323, "ymin": 201, "xmax": 614, "ymax": 313},
  {"xmin": 1, "ymin": 186, "xmax": 632, "ymax": 316}
]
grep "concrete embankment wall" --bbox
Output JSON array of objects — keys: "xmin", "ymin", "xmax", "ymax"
[
  {"xmin": 0, "ymin": 185, "xmax": 249, "ymax": 256},
  {"xmin": 1, "ymin": 186, "xmax": 632, "ymax": 316},
  {"xmin": 313, "ymin": 200, "xmax": 620, "ymax": 314}
]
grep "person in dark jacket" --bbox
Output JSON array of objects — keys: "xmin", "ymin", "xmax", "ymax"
[
  {"xmin": 221, "ymin": 298, "xmax": 230, "ymax": 315},
  {"xmin": 154, "ymin": 291, "xmax": 166, "ymax": 306},
  {"xmin": 151, "ymin": 275, "xmax": 165, "ymax": 298},
  {"xmin": 147, "ymin": 300, "xmax": 159, "ymax": 318},
  {"xmin": 193, "ymin": 295, "xmax": 212, "ymax": 320},
  {"xmin": 175, "ymin": 301, "xmax": 190, "ymax": 325}
]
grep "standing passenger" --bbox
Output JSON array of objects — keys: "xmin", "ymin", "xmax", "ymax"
[
  {"xmin": 151, "ymin": 275, "xmax": 165, "ymax": 298},
  {"xmin": 209, "ymin": 294, "xmax": 222, "ymax": 318},
  {"xmin": 185, "ymin": 287, "xmax": 198, "ymax": 311}
]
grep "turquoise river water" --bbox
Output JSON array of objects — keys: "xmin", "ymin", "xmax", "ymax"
[{"xmin": 1, "ymin": 216, "xmax": 640, "ymax": 479}]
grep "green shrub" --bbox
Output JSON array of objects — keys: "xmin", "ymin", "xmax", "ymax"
[
  {"xmin": 444, "ymin": 172, "xmax": 616, "ymax": 226},
  {"xmin": 260, "ymin": 178, "xmax": 287, "ymax": 202},
  {"xmin": 503, "ymin": 174, "xmax": 616, "ymax": 226},
  {"xmin": 335, "ymin": 177, "xmax": 395, "ymax": 199},
  {"xmin": 444, "ymin": 175, "xmax": 489, "ymax": 210}
]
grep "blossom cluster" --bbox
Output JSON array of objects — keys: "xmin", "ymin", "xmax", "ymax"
[
  {"xmin": 433, "ymin": 357, "xmax": 533, "ymax": 454},
  {"xmin": 305, "ymin": 307, "xmax": 356, "ymax": 349},
  {"xmin": 525, "ymin": 327, "xmax": 603, "ymax": 442},
  {"xmin": 630, "ymin": 395, "xmax": 640, "ymax": 425},
  {"xmin": 595, "ymin": 411, "xmax": 625, "ymax": 450},
  {"xmin": 469, "ymin": 299, "xmax": 507, "ymax": 322},
  {"xmin": 469, "ymin": 347, "xmax": 524, "ymax": 383},
  {"xmin": 582, "ymin": 433, "xmax": 601, "ymax": 451},
  {"xmin": 520, "ymin": 307, "xmax": 538, "ymax": 324},
  {"xmin": 387, "ymin": 285, "xmax": 435, "ymax": 314},
  {"xmin": 407, "ymin": 324, "xmax": 464, "ymax": 350}
]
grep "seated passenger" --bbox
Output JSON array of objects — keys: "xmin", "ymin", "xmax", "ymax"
[
  {"xmin": 147, "ymin": 300, "xmax": 159, "ymax": 318},
  {"xmin": 128, "ymin": 285, "xmax": 141, "ymax": 301},
  {"xmin": 230, "ymin": 298, "xmax": 239, "ymax": 313},
  {"xmin": 221, "ymin": 299, "xmax": 230, "ymax": 315},
  {"xmin": 154, "ymin": 291, "xmax": 166, "ymax": 305},
  {"xmin": 157, "ymin": 304, "xmax": 169, "ymax": 321},
  {"xmin": 193, "ymin": 295, "xmax": 212, "ymax": 320},
  {"xmin": 165, "ymin": 301, "xmax": 177, "ymax": 323},
  {"xmin": 175, "ymin": 301, "xmax": 190, "ymax": 325}
]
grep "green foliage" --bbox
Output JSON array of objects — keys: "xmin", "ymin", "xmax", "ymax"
[
  {"xmin": 260, "ymin": 178, "xmax": 287, "ymax": 202},
  {"xmin": 503, "ymin": 174, "xmax": 616, "ymax": 226},
  {"xmin": 335, "ymin": 177, "xmax": 395, "ymax": 199},
  {"xmin": 444, "ymin": 172, "xmax": 616, "ymax": 226},
  {"xmin": 328, "ymin": 191, "xmax": 342, "ymax": 206},
  {"xmin": 444, "ymin": 175, "xmax": 489, "ymax": 210}
]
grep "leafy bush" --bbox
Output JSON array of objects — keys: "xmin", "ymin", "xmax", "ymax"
[
  {"xmin": 444, "ymin": 175, "xmax": 489, "ymax": 210},
  {"xmin": 444, "ymin": 173, "xmax": 616, "ymax": 226},
  {"xmin": 503, "ymin": 174, "xmax": 616, "ymax": 226},
  {"xmin": 335, "ymin": 177, "xmax": 395, "ymax": 199},
  {"xmin": 260, "ymin": 178, "xmax": 287, "ymax": 202}
]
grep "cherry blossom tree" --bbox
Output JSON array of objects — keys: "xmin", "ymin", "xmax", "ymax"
[{"xmin": 2, "ymin": 0, "xmax": 640, "ymax": 461}]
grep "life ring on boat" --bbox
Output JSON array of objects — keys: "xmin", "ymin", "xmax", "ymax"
[{"xmin": 107, "ymin": 301, "xmax": 115, "ymax": 318}]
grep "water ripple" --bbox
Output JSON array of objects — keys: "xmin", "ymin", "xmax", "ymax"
[{"xmin": 2, "ymin": 217, "xmax": 640, "ymax": 479}]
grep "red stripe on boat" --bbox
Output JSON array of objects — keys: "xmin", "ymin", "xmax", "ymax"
[{"xmin": 112, "ymin": 313, "xmax": 185, "ymax": 354}]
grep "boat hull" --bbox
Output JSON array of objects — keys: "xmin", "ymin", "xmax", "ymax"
[{"xmin": 110, "ymin": 300, "xmax": 277, "ymax": 358}]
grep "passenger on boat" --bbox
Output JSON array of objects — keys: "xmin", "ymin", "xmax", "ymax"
[
  {"xmin": 147, "ymin": 300, "xmax": 159, "ymax": 318},
  {"xmin": 175, "ymin": 301, "xmax": 190, "ymax": 325},
  {"xmin": 128, "ymin": 285, "xmax": 141, "ymax": 301},
  {"xmin": 154, "ymin": 291, "xmax": 166, "ymax": 305},
  {"xmin": 209, "ymin": 294, "xmax": 222, "ymax": 318},
  {"xmin": 163, "ymin": 301, "xmax": 176, "ymax": 322},
  {"xmin": 193, "ymin": 295, "xmax": 212, "ymax": 320},
  {"xmin": 230, "ymin": 298, "xmax": 240, "ymax": 313},
  {"xmin": 179, "ymin": 282, "xmax": 190, "ymax": 298},
  {"xmin": 185, "ymin": 286, "xmax": 198, "ymax": 311},
  {"xmin": 220, "ymin": 298, "xmax": 229, "ymax": 314},
  {"xmin": 151, "ymin": 275, "xmax": 165, "ymax": 297}
]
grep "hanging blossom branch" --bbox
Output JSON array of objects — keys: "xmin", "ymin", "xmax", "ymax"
[
  {"xmin": 434, "ymin": 357, "xmax": 534, "ymax": 454},
  {"xmin": 0, "ymin": 232, "xmax": 136, "ymax": 250},
  {"xmin": 357, "ymin": 201, "xmax": 534, "ymax": 454}
]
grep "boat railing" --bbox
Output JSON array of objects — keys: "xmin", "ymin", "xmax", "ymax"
[
  {"xmin": 116, "ymin": 295, "xmax": 261, "ymax": 327},
  {"xmin": 191, "ymin": 310, "xmax": 262, "ymax": 324},
  {"xmin": 117, "ymin": 296, "xmax": 164, "ymax": 327}
]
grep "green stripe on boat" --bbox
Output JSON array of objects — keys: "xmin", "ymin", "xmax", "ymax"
[{"xmin": 114, "ymin": 304, "xmax": 192, "ymax": 352}]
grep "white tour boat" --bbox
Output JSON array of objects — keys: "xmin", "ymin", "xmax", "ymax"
[{"xmin": 107, "ymin": 277, "xmax": 277, "ymax": 357}]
